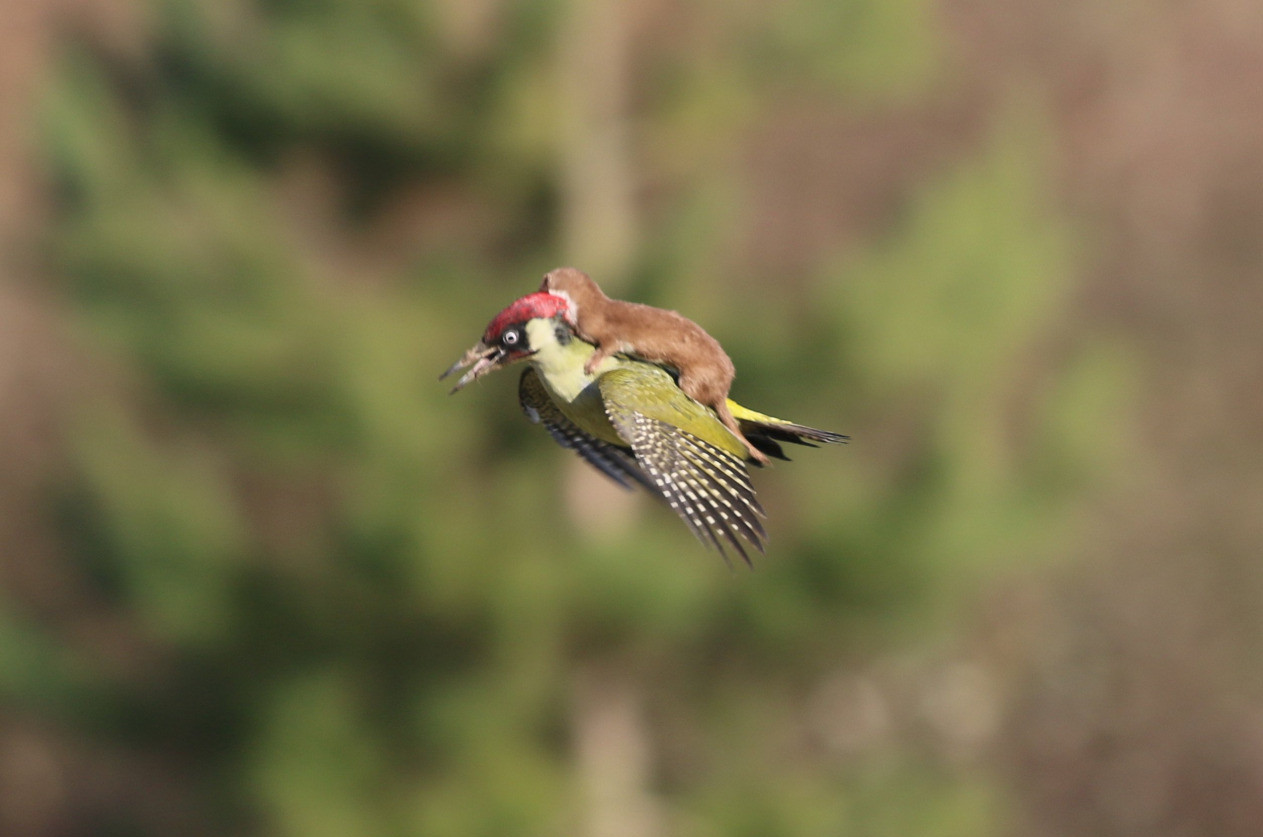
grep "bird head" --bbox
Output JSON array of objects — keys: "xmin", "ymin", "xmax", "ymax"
[{"xmin": 440, "ymin": 292, "xmax": 572, "ymax": 391}]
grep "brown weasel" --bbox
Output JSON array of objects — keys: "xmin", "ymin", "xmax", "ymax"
[{"xmin": 539, "ymin": 267, "xmax": 769, "ymax": 464}]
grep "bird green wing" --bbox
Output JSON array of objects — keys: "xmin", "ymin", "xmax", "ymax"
[
  {"xmin": 518, "ymin": 367, "xmax": 657, "ymax": 493},
  {"xmin": 598, "ymin": 367, "xmax": 766, "ymax": 565},
  {"xmin": 598, "ymin": 364, "xmax": 750, "ymax": 458}
]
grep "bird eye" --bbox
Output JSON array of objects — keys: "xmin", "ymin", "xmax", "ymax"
[{"xmin": 502, "ymin": 329, "xmax": 520, "ymax": 347}]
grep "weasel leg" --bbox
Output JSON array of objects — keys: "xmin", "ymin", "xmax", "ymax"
[
  {"xmin": 716, "ymin": 400, "xmax": 770, "ymax": 465},
  {"xmin": 583, "ymin": 345, "xmax": 614, "ymax": 376}
]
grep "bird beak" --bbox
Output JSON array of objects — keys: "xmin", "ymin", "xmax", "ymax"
[{"xmin": 439, "ymin": 340, "xmax": 505, "ymax": 393}]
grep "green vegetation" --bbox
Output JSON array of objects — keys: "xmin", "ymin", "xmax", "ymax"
[{"xmin": 13, "ymin": 0, "xmax": 1125, "ymax": 834}]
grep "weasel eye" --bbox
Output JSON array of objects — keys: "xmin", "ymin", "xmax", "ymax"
[{"xmin": 501, "ymin": 328, "xmax": 521, "ymax": 347}]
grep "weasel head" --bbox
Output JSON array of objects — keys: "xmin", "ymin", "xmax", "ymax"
[{"xmin": 539, "ymin": 267, "xmax": 609, "ymax": 324}]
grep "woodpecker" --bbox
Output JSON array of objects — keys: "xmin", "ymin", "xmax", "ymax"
[
  {"xmin": 539, "ymin": 267, "xmax": 768, "ymax": 464},
  {"xmin": 441, "ymin": 292, "xmax": 847, "ymax": 565}
]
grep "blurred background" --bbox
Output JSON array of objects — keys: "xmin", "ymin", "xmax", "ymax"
[{"xmin": 2, "ymin": 0, "xmax": 1262, "ymax": 835}]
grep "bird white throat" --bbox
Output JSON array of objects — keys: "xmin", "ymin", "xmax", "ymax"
[{"xmin": 524, "ymin": 318, "xmax": 617, "ymax": 403}]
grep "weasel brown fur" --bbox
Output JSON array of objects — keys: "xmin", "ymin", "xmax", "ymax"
[{"xmin": 540, "ymin": 267, "xmax": 768, "ymax": 464}]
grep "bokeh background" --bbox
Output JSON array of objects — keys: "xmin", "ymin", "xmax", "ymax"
[{"xmin": 2, "ymin": 0, "xmax": 1262, "ymax": 835}]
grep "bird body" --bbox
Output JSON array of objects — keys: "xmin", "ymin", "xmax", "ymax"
[
  {"xmin": 441, "ymin": 291, "xmax": 847, "ymax": 564},
  {"xmin": 540, "ymin": 268, "xmax": 767, "ymax": 463},
  {"xmin": 520, "ymin": 317, "xmax": 751, "ymax": 459}
]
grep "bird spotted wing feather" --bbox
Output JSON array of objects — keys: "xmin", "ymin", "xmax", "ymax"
[
  {"xmin": 518, "ymin": 367, "xmax": 655, "ymax": 493},
  {"xmin": 599, "ymin": 368, "xmax": 766, "ymax": 565}
]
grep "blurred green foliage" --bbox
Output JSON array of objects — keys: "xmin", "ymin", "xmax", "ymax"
[{"xmin": 15, "ymin": 0, "xmax": 1128, "ymax": 834}]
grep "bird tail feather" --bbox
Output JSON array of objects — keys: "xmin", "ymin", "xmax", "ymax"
[{"xmin": 727, "ymin": 400, "xmax": 849, "ymax": 461}]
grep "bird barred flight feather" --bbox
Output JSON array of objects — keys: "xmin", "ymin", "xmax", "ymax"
[
  {"xmin": 518, "ymin": 367, "xmax": 655, "ymax": 494},
  {"xmin": 599, "ymin": 368, "xmax": 766, "ymax": 565},
  {"xmin": 521, "ymin": 365, "xmax": 765, "ymax": 565}
]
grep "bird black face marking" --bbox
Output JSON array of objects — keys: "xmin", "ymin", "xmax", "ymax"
[{"xmin": 554, "ymin": 319, "xmax": 572, "ymax": 346}]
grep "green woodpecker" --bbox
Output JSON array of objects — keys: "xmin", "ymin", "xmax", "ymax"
[{"xmin": 441, "ymin": 292, "xmax": 846, "ymax": 564}]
